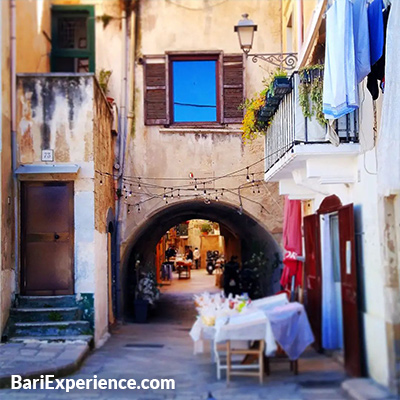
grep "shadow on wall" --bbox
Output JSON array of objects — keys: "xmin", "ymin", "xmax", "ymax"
[{"xmin": 121, "ymin": 200, "xmax": 282, "ymax": 319}]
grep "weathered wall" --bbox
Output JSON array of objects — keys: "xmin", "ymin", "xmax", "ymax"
[
  {"xmin": 16, "ymin": 75, "xmax": 114, "ymax": 345},
  {"xmin": 122, "ymin": 0, "xmax": 284, "ymax": 263},
  {"xmin": 0, "ymin": 0, "xmax": 16, "ymax": 336},
  {"xmin": 16, "ymin": 0, "xmax": 52, "ymax": 73},
  {"xmin": 93, "ymin": 80, "xmax": 115, "ymax": 344}
]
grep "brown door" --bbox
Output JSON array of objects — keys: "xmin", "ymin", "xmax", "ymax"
[
  {"xmin": 21, "ymin": 182, "xmax": 74, "ymax": 295},
  {"xmin": 338, "ymin": 204, "xmax": 362, "ymax": 376},
  {"xmin": 303, "ymin": 213, "xmax": 322, "ymax": 351}
]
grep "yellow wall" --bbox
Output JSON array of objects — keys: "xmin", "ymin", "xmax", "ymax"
[
  {"xmin": 1, "ymin": 0, "xmax": 16, "ymax": 334},
  {"xmin": 16, "ymin": 0, "xmax": 51, "ymax": 73}
]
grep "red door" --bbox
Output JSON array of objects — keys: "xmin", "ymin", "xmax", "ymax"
[
  {"xmin": 303, "ymin": 213, "xmax": 322, "ymax": 351},
  {"xmin": 21, "ymin": 182, "xmax": 74, "ymax": 295},
  {"xmin": 338, "ymin": 204, "xmax": 362, "ymax": 376}
]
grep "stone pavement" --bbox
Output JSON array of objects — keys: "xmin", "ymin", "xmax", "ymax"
[
  {"xmin": 0, "ymin": 270, "xmax": 394, "ymax": 399},
  {"xmin": 0, "ymin": 341, "xmax": 89, "ymax": 388}
]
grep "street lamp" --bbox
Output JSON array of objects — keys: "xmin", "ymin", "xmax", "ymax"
[
  {"xmin": 234, "ymin": 14, "xmax": 298, "ymax": 70},
  {"xmin": 234, "ymin": 14, "xmax": 257, "ymax": 55}
]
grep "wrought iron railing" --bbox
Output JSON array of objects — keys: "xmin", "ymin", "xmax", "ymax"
[{"xmin": 264, "ymin": 73, "xmax": 359, "ymax": 173}]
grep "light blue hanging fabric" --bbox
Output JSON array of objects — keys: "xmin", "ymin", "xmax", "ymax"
[
  {"xmin": 323, "ymin": 0, "xmax": 359, "ymax": 119},
  {"xmin": 353, "ymin": 0, "xmax": 371, "ymax": 82}
]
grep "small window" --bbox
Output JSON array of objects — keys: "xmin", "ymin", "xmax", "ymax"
[
  {"xmin": 172, "ymin": 60, "xmax": 217, "ymax": 123},
  {"xmin": 143, "ymin": 53, "xmax": 244, "ymax": 126},
  {"xmin": 51, "ymin": 6, "xmax": 95, "ymax": 73}
]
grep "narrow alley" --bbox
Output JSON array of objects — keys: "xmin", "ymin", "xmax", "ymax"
[{"xmin": 3, "ymin": 271, "xmax": 348, "ymax": 399}]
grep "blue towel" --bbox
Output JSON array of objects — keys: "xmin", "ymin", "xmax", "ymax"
[{"xmin": 368, "ymin": 0, "xmax": 384, "ymax": 65}]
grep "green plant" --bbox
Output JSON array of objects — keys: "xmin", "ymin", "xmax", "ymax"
[
  {"xmin": 49, "ymin": 311, "xmax": 63, "ymax": 322},
  {"xmin": 273, "ymin": 68, "xmax": 288, "ymax": 78},
  {"xmin": 200, "ymin": 223, "xmax": 213, "ymax": 234},
  {"xmin": 97, "ymin": 69, "xmax": 112, "ymax": 95},
  {"xmin": 298, "ymin": 65, "xmax": 326, "ymax": 126}
]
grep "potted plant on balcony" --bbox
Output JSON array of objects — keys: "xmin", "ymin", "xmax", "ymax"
[
  {"xmin": 201, "ymin": 223, "xmax": 213, "ymax": 235},
  {"xmin": 298, "ymin": 64, "xmax": 326, "ymax": 127},
  {"xmin": 272, "ymin": 69, "xmax": 291, "ymax": 97}
]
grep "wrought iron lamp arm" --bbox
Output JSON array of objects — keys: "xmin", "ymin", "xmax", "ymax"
[{"xmin": 247, "ymin": 52, "xmax": 298, "ymax": 70}]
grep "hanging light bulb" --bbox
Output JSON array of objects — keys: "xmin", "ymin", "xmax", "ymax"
[
  {"xmin": 257, "ymin": 184, "xmax": 260, "ymax": 194},
  {"xmin": 171, "ymin": 188, "xmax": 174, "ymax": 199},
  {"xmin": 127, "ymin": 205, "xmax": 131, "ymax": 214},
  {"xmin": 203, "ymin": 182, "xmax": 207, "ymax": 196},
  {"xmin": 246, "ymin": 167, "xmax": 250, "ymax": 182},
  {"xmin": 251, "ymin": 174, "xmax": 255, "ymax": 185},
  {"xmin": 178, "ymin": 189, "xmax": 181, "ymax": 199},
  {"xmin": 138, "ymin": 204, "xmax": 141, "ymax": 213},
  {"xmin": 163, "ymin": 188, "xmax": 166, "ymax": 201},
  {"xmin": 194, "ymin": 178, "xmax": 198, "ymax": 191},
  {"xmin": 138, "ymin": 178, "xmax": 141, "ymax": 190},
  {"xmin": 221, "ymin": 188, "xmax": 224, "ymax": 196},
  {"xmin": 129, "ymin": 184, "xmax": 133, "ymax": 197}
]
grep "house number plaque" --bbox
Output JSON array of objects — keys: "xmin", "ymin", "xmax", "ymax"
[{"xmin": 41, "ymin": 149, "xmax": 54, "ymax": 162}]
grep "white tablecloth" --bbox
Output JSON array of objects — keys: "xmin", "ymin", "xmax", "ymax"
[{"xmin": 190, "ymin": 295, "xmax": 314, "ymax": 360}]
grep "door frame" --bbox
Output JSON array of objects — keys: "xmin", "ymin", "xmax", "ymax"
[
  {"xmin": 304, "ymin": 195, "xmax": 363, "ymax": 376},
  {"xmin": 20, "ymin": 181, "xmax": 75, "ymax": 295}
]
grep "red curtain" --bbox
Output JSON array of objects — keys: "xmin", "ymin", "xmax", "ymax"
[{"xmin": 280, "ymin": 196, "xmax": 303, "ymax": 287}]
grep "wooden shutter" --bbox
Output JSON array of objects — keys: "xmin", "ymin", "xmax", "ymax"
[
  {"xmin": 303, "ymin": 213, "xmax": 322, "ymax": 351},
  {"xmin": 143, "ymin": 57, "xmax": 169, "ymax": 125},
  {"xmin": 338, "ymin": 204, "xmax": 362, "ymax": 377},
  {"xmin": 222, "ymin": 54, "xmax": 245, "ymax": 123}
]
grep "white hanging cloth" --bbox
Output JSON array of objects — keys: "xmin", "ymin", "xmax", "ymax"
[
  {"xmin": 377, "ymin": 0, "xmax": 400, "ymax": 194},
  {"xmin": 323, "ymin": 0, "xmax": 359, "ymax": 119}
]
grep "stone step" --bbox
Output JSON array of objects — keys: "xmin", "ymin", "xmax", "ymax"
[
  {"xmin": 13, "ymin": 321, "xmax": 91, "ymax": 337},
  {"xmin": 10, "ymin": 307, "xmax": 80, "ymax": 322},
  {"xmin": 17, "ymin": 295, "xmax": 77, "ymax": 308},
  {"xmin": 8, "ymin": 335, "xmax": 94, "ymax": 345}
]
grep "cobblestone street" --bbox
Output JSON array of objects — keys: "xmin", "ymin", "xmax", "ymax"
[{"xmin": 1, "ymin": 271, "xmax": 350, "ymax": 399}]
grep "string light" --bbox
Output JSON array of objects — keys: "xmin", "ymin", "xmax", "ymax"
[
  {"xmin": 246, "ymin": 167, "xmax": 250, "ymax": 182},
  {"xmin": 194, "ymin": 178, "xmax": 198, "ymax": 191},
  {"xmin": 127, "ymin": 205, "xmax": 131, "ymax": 214},
  {"xmin": 171, "ymin": 188, "xmax": 174, "ymax": 199},
  {"xmin": 163, "ymin": 188, "xmax": 166, "ymax": 201},
  {"xmin": 178, "ymin": 189, "xmax": 181, "ymax": 199},
  {"xmin": 138, "ymin": 177, "xmax": 141, "ymax": 190},
  {"xmin": 257, "ymin": 184, "xmax": 260, "ymax": 194},
  {"xmin": 203, "ymin": 182, "xmax": 206, "ymax": 195},
  {"xmin": 137, "ymin": 204, "xmax": 141, "ymax": 213}
]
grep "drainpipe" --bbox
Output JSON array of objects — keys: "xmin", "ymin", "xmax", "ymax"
[
  {"xmin": 114, "ymin": 0, "xmax": 132, "ymax": 320},
  {"xmin": 10, "ymin": 0, "xmax": 18, "ymax": 288},
  {"xmin": 297, "ymin": 0, "xmax": 304, "ymax": 53}
]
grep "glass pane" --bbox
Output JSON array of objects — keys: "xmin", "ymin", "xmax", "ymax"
[
  {"xmin": 172, "ymin": 60, "xmax": 217, "ymax": 122},
  {"xmin": 53, "ymin": 56, "xmax": 75, "ymax": 72},
  {"xmin": 57, "ymin": 16, "xmax": 88, "ymax": 49}
]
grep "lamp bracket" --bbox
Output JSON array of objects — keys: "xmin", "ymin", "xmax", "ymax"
[{"xmin": 248, "ymin": 53, "xmax": 298, "ymax": 70}]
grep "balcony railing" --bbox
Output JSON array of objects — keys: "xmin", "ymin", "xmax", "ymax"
[{"xmin": 264, "ymin": 73, "xmax": 359, "ymax": 173}]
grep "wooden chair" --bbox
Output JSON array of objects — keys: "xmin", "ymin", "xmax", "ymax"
[
  {"xmin": 177, "ymin": 261, "xmax": 191, "ymax": 279},
  {"xmin": 226, "ymin": 340, "xmax": 265, "ymax": 384}
]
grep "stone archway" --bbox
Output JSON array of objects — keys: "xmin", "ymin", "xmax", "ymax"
[{"xmin": 120, "ymin": 199, "xmax": 282, "ymax": 318}]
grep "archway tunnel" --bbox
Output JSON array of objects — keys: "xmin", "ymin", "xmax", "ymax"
[{"xmin": 121, "ymin": 200, "xmax": 282, "ymax": 318}]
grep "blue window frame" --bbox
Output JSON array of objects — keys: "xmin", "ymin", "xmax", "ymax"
[{"xmin": 171, "ymin": 59, "xmax": 218, "ymax": 123}]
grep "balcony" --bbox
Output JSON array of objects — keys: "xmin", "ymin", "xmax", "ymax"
[{"xmin": 263, "ymin": 73, "xmax": 360, "ymax": 185}]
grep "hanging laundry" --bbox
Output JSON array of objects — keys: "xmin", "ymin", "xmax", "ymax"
[
  {"xmin": 367, "ymin": 4, "xmax": 390, "ymax": 100},
  {"xmin": 353, "ymin": 0, "xmax": 371, "ymax": 82},
  {"xmin": 368, "ymin": 0, "xmax": 384, "ymax": 65},
  {"xmin": 323, "ymin": 0, "xmax": 359, "ymax": 119}
]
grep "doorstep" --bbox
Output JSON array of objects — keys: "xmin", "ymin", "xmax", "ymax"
[
  {"xmin": 0, "ymin": 341, "xmax": 90, "ymax": 389},
  {"xmin": 342, "ymin": 378, "xmax": 398, "ymax": 400}
]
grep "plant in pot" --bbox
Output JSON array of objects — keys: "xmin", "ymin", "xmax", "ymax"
[
  {"xmin": 134, "ymin": 261, "xmax": 160, "ymax": 323},
  {"xmin": 201, "ymin": 223, "xmax": 213, "ymax": 235},
  {"xmin": 97, "ymin": 68, "xmax": 113, "ymax": 103},
  {"xmin": 272, "ymin": 68, "xmax": 291, "ymax": 97}
]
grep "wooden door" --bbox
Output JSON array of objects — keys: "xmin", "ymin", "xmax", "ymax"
[
  {"xmin": 338, "ymin": 204, "xmax": 362, "ymax": 376},
  {"xmin": 21, "ymin": 182, "xmax": 74, "ymax": 295},
  {"xmin": 303, "ymin": 213, "xmax": 322, "ymax": 351}
]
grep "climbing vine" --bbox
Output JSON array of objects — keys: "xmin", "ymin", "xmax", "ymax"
[{"xmin": 298, "ymin": 65, "xmax": 327, "ymax": 127}]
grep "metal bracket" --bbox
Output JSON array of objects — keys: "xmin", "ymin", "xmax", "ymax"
[{"xmin": 248, "ymin": 53, "xmax": 298, "ymax": 70}]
